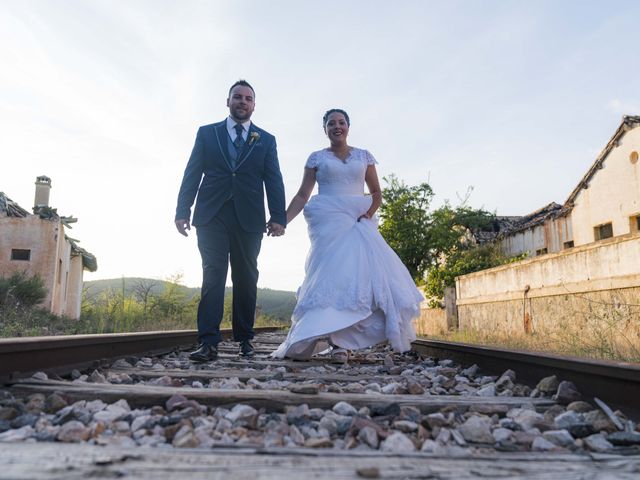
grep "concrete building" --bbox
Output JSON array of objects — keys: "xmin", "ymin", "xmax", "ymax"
[
  {"xmin": 495, "ymin": 115, "xmax": 640, "ymax": 257},
  {"xmin": 0, "ymin": 176, "xmax": 97, "ymax": 319},
  {"xmin": 448, "ymin": 116, "xmax": 640, "ymax": 339}
]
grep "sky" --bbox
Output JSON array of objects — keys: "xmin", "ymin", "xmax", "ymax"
[{"xmin": 2, "ymin": 0, "xmax": 639, "ymax": 292}]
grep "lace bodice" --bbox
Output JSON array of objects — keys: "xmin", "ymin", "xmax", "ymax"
[{"xmin": 305, "ymin": 148, "xmax": 377, "ymax": 195}]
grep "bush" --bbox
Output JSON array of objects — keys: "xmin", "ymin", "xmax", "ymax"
[{"xmin": 0, "ymin": 272, "xmax": 47, "ymax": 308}]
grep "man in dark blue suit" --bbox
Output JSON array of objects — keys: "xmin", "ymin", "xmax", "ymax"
[{"xmin": 175, "ymin": 80, "xmax": 286, "ymax": 361}]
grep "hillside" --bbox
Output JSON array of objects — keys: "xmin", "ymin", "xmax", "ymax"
[{"xmin": 84, "ymin": 278, "xmax": 296, "ymax": 320}]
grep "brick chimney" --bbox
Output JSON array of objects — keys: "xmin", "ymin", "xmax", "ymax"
[{"xmin": 34, "ymin": 175, "xmax": 52, "ymax": 209}]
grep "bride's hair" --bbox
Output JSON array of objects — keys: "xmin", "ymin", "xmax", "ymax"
[{"xmin": 323, "ymin": 108, "xmax": 350, "ymax": 127}]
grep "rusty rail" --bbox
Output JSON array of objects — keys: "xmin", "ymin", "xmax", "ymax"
[
  {"xmin": 411, "ymin": 338, "xmax": 640, "ymax": 419},
  {"xmin": 2, "ymin": 330, "xmax": 638, "ymax": 419},
  {"xmin": 0, "ymin": 327, "xmax": 281, "ymax": 381}
]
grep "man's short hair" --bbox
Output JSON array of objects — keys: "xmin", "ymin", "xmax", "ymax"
[{"xmin": 228, "ymin": 79, "xmax": 255, "ymax": 97}]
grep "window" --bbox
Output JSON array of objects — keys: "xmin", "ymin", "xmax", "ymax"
[
  {"xmin": 594, "ymin": 223, "xmax": 613, "ymax": 241},
  {"xmin": 563, "ymin": 241, "xmax": 574, "ymax": 249},
  {"xmin": 535, "ymin": 248, "xmax": 548, "ymax": 256},
  {"xmin": 11, "ymin": 249, "xmax": 31, "ymax": 261},
  {"xmin": 631, "ymin": 215, "xmax": 640, "ymax": 234}
]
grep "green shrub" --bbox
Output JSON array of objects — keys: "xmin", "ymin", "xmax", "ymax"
[{"xmin": 0, "ymin": 272, "xmax": 47, "ymax": 307}]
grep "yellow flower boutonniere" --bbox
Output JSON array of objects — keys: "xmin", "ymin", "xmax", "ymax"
[{"xmin": 249, "ymin": 132, "xmax": 260, "ymax": 145}]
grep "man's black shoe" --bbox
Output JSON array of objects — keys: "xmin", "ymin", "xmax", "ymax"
[
  {"xmin": 189, "ymin": 343, "xmax": 218, "ymax": 362},
  {"xmin": 239, "ymin": 340, "xmax": 255, "ymax": 357}
]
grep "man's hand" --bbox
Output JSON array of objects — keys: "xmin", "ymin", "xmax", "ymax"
[
  {"xmin": 266, "ymin": 222, "xmax": 285, "ymax": 237},
  {"xmin": 175, "ymin": 219, "xmax": 191, "ymax": 237}
]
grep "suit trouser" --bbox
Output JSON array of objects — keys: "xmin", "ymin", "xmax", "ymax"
[{"xmin": 195, "ymin": 201, "xmax": 262, "ymax": 345}]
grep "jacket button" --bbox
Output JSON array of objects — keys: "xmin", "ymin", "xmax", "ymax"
[{"xmin": 232, "ymin": 173, "xmax": 236, "ymax": 177}]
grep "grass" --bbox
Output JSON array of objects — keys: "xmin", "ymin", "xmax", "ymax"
[{"xmin": 0, "ymin": 304, "xmax": 289, "ymax": 338}]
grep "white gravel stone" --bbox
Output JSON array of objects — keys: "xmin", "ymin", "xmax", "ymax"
[
  {"xmin": 584, "ymin": 434, "xmax": 614, "ymax": 452},
  {"xmin": 381, "ymin": 383, "xmax": 401, "ymax": 394},
  {"xmin": 458, "ymin": 416, "xmax": 494, "ymax": 443},
  {"xmin": 357, "ymin": 426, "xmax": 379, "ymax": 448},
  {"xmin": 85, "ymin": 400, "xmax": 107, "ymax": 414},
  {"xmin": 288, "ymin": 424, "xmax": 305, "ymax": 445},
  {"xmin": 509, "ymin": 409, "xmax": 544, "ymax": 430},
  {"xmin": 111, "ymin": 359, "xmax": 133, "ymax": 369},
  {"xmin": 554, "ymin": 411, "xmax": 582, "ymax": 429},
  {"xmin": 542, "ymin": 429, "xmax": 575, "ymax": 447},
  {"xmin": 476, "ymin": 384, "xmax": 496, "ymax": 397},
  {"xmin": 0, "ymin": 426, "xmax": 35, "ymax": 442},
  {"xmin": 450, "ymin": 429, "xmax": 468, "ymax": 446},
  {"xmin": 436, "ymin": 428, "xmax": 452, "ymax": 444},
  {"xmin": 421, "ymin": 439, "xmax": 445, "ymax": 453},
  {"xmin": 94, "ymin": 404, "xmax": 129, "ymax": 423},
  {"xmin": 89, "ymin": 370, "xmax": 107, "ymax": 383},
  {"xmin": 149, "ymin": 376, "xmax": 173, "ymax": 387},
  {"xmin": 332, "ymin": 401, "xmax": 357, "ymax": 416},
  {"xmin": 392, "ymin": 420, "xmax": 418, "ymax": 433},
  {"xmin": 380, "ymin": 432, "xmax": 416, "ymax": 452},
  {"xmin": 57, "ymin": 420, "xmax": 90, "ymax": 443},
  {"xmin": 226, "ymin": 404, "xmax": 258, "ymax": 423},
  {"xmin": 131, "ymin": 415, "xmax": 153, "ymax": 432},
  {"xmin": 492, "ymin": 427, "xmax": 513, "ymax": 443},
  {"xmin": 532, "ymin": 436, "xmax": 557, "ymax": 451},
  {"xmin": 364, "ymin": 383, "xmax": 381, "ymax": 393},
  {"xmin": 425, "ymin": 413, "xmax": 448, "ymax": 429}
]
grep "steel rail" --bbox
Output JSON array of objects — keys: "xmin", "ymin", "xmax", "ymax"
[
  {"xmin": 0, "ymin": 327, "xmax": 281, "ymax": 381},
  {"xmin": 411, "ymin": 338, "xmax": 640, "ymax": 418}
]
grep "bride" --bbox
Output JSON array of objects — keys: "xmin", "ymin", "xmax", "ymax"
[{"xmin": 271, "ymin": 108, "xmax": 423, "ymax": 363}]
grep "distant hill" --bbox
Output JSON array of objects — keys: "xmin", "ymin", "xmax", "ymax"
[{"xmin": 84, "ymin": 278, "xmax": 296, "ymax": 320}]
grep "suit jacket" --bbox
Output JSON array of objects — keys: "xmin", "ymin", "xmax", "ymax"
[{"xmin": 175, "ymin": 120, "xmax": 286, "ymax": 232}]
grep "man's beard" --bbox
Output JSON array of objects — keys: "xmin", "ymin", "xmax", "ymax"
[{"xmin": 232, "ymin": 107, "xmax": 251, "ymax": 121}]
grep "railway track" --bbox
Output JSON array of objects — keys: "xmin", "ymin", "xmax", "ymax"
[{"xmin": 1, "ymin": 328, "xmax": 639, "ymax": 479}]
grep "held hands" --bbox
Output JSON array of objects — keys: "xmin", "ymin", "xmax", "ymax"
[
  {"xmin": 357, "ymin": 213, "xmax": 371, "ymax": 222},
  {"xmin": 175, "ymin": 219, "xmax": 191, "ymax": 237},
  {"xmin": 267, "ymin": 222, "xmax": 285, "ymax": 237}
]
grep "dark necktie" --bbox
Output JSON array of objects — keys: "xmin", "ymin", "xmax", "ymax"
[{"xmin": 234, "ymin": 124, "xmax": 245, "ymax": 149}]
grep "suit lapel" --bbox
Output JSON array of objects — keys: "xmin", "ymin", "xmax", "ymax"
[
  {"xmin": 234, "ymin": 124, "xmax": 260, "ymax": 170},
  {"xmin": 213, "ymin": 121, "xmax": 234, "ymax": 171}
]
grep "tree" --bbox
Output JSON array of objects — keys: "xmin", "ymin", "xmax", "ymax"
[
  {"xmin": 378, "ymin": 174, "xmax": 434, "ymax": 282},
  {"xmin": 424, "ymin": 243, "xmax": 525, "ymax": 307},
  {"xmin": 133, "ymin": 278, "xmax": 160, "ymax": 319},
  {"xmin": 379, "ymin": 176, "xmax": 519, "ymax": 304}
]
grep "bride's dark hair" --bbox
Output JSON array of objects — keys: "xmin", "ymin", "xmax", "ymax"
[{"xmin": 323, "ymin": 108, "xmax": 350, "ymax": 127}]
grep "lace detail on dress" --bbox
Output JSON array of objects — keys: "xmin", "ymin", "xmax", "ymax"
[
  {"xmin": 304, "ymin": 151, "xmax": 319, "ymax": 169},
  {"xmin": 308, "ymin": 148, "xmax": 377, "ymax": 196},
  {"xmin": 364, "ymin": 149, "xmax": 377, "ymax": 165}
]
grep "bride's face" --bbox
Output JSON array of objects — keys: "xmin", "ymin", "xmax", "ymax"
[{"xmin": 324, "ymin": 112, "xmax": 349, "ymax": 143}]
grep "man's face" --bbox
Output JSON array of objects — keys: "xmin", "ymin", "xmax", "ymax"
[{"xmin": 227, "ymin": 85, "xmax": 255, "ymax": 122}]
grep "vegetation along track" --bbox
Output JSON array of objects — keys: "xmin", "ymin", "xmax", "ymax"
[{"xmin": 0, "ymin": 329, "xmax": 639, "ymax": 479}]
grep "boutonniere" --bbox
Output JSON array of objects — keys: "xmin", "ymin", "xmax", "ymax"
[{"xmin": 249, "ymin": 132, "xmax": 260, "ymax": 145}]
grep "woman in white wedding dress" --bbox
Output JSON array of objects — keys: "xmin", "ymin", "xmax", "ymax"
[{"xmin": 272, "ymin": 109, "xmax": 423, "ymax": 362}]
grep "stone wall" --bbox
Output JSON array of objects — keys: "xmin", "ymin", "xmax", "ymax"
[
  {"xmin": 455, "ymin": 235, "xmax": 640, "ymax": 338},
  {"xmin": 414, "ymin": 306, "xmax": 447, "ymax": 336}
]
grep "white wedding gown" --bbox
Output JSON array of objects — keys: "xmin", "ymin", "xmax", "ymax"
[{"xmin": 272, "ymin": 148, "xmax": 423, "ymax": 360}]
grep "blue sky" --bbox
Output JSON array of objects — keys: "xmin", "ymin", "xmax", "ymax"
[{"xmin": 2, "ymin": 0, "xmax": 639, "ymax": 291}]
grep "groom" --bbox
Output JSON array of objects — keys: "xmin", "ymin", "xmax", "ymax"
[{"xmin": 175, "ymin": 79, "xmax": 286, "ymax": 362}]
